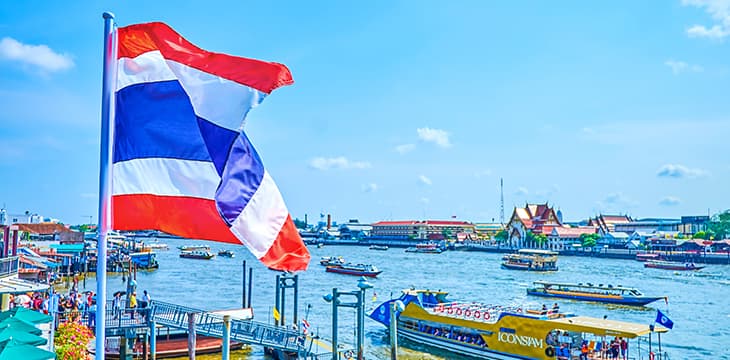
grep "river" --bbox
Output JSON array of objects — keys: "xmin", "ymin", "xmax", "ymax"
[{"xmin": 78, "ymin": 239, "xmax": 730, "ymax": 359}]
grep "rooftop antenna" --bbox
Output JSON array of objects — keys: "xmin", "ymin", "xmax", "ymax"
[{"xmin": 500, "ymin": 178, "xmax": 505, "ymax": 225}]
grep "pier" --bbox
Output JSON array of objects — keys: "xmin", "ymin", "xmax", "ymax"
[{"xmin": 68, "ymin": 299, "xmax": 345, "ymax": 359}]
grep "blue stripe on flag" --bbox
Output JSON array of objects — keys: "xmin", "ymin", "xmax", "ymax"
[
  {"xmin": 115, "ymin": 80, "xmax": 237, "ymax": 164},
  {"xmin": 214, "ymin": 131, "xmax": 265, "ymax": 225}
]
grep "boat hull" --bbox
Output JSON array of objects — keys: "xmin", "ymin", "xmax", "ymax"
[
  {"xmin": 179, "ymin": 254, "xmax": 214, "ymax": 260},
  {"xmin": 399, "ymin": 328, "xmax": 527, "ymax": 360},
  {"xmin": 501, "ymin": 263, "xmax": 557, "ymax": 271},
  {"xmin": 325, "ymin": 267, "xmax": 381, "ymax": 277},
  {"xmin": 644, "ymin": 263, "xmax": 704, "ymax": 271},
  {"xmin": 526, "ymin": 289, "xmax": 663, "ymax": 306}
]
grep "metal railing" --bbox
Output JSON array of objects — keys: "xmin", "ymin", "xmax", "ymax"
[
  {"xmin": 0, "ymin": 257, "xmax": 19, "ymax": 278},
  {"xmin": 151, "ymin": 300, "xmax": 315, "ymax": 355}
]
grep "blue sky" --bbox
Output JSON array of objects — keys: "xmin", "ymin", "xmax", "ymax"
[{"xmin": 1, "ymin": 1, "xmax": 728, "ymax": 225}]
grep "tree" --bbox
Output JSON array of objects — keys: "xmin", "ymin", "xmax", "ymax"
[
  {"xmin": 526, "ymin": 231, "xmax": 548, "ymax": 248},
  {"xmin": 692, "ymin": 231, "xmax": 707, "ymax": 239},
  {"xmin": 292, "ymin": 218, "xmax": 307, "ymax": 229},
  {"xmin": 709, "ymin": 210, "xmax": 730, "ymax": 240},
  {"xmin": 495, "ymin": 230, "xmax": 508, "ymax": 242},
  {"xmin": 580, "ymin": 233, "xmax": 600, "ymax": 248}
]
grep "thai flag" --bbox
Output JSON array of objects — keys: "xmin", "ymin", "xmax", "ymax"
[
  {"xmin": 112, "ymin": 22, "xmax": 310, "ymax": 272},
  {"xmin": 301, "ymin": 319, "xmax": 310, "ymax": 334}
]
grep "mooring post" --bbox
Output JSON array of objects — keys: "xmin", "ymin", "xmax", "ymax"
[
  {"xmin": 149, "ymin": 320, "xmax": 157, "ymax": 360},
  {"xmin": 275, "ymin": 275, "xmax": 281, "ymax": 327},
  {"xmin": 242, "ymin": 260, "xmax": 246, "ymax": 308},
  {"xmin": 331, "ymin": 288, "xmax": 338, "ymax": 360},
  {"xmin": 222, "ymin": 315, "xmax": 231, "ymax": 360},
  {"xmin": 187, "ymin": 312, "xmax": 196, "ymax": 360}
]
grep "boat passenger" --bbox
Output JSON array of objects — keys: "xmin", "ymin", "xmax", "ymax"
[
  {"xmin": 541, "ymin": 304, "xmax": 548, "ymax": 315},
  {"xmin": 620, "ymin": 337, "xmax": 628, "ymax": 360},
  {"xmin": 552, "ymin": 303, "xmax": 559, "ymax": 313},
  {"xmin": 579, "ymin": 341, "xmax": 589, "ymax": 360}
]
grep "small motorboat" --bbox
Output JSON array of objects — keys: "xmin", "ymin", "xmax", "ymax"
[
  {"xmin": 218, "ymin": 250, "xmax": 235, "ymax": 258},
  {"xmin": 644, "ymin": 260, "xmax": 704, "ymax": 271},
  {"xmin": 369, "ymin": 245, "xmax": 389, "ymax": 251},
  {"xmin": 319, "ymin": 256, "xmax": 346, "ymax": 266},
  {"xmin": 326, "ymin": 263, "xmax": 382, "ymax": 277},
  {"xmin": 177, "ymin": 245, "xmax": 211, "ymax": 251},
  {"xmin": 179, "ymin": 250, "xmax": 215, "ymax": 260}
]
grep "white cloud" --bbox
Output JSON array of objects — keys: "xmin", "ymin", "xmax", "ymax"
[
  {"xmin": 664, "ymin": 59, "xmax": 704, "ymax": 74},
  {"xmin": 514, "ymin": 187, "xmax": 529, "ymax": 196},
  {"xmin": 659, "ymin": 196, "xmax": 682, "ymax": 206},
  {"xmin": 418, "ymin": 175, "xmax": 432, "ymax": 186},
  {"xmin": 0, "ymin": 37, "xmax": 74, "ymax": 72},
  {"xmin": 309, "ymin": 156, "xmax": 371, "ymax": 170},
  {"xmin": 473, "ymin": 170, "xmax": 492, "ymax": 179},
  {"xmin": 362, "ymin": 183, "xmax": 378, "ymax": 192},
  {"xmin": 417, "ymin": 127, "xmax": 452, "ymax": 148},
  {"xmin": 395, "ymin": 144, "xmax": 415, "ymax": 154},
  {"xmin": 420, "ymin": 197, "xmax": 430, "ymax": 204},
  {"xmin": 597, "ymin": 192, "xmax": 639, "ymax": 211},
  {"xmin": 656, "ymin": 164, "xmax": 708, "ymax": 178},
  {"xmin": 682, "ymin": 0, "xmax": 730, "ymax": 39}
]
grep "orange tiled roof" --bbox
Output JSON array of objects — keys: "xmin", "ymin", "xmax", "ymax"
[{"xmin": 14, "ymin": 223, "xmax": 73, "ymax": 235}]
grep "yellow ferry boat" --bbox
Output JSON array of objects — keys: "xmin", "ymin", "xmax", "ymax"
[{"xmin": 370, "ymin": 289, "xmax": 667, "ymax": 360}]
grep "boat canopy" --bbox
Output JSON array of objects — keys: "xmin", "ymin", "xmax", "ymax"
[{"xmin": 546, "ymin": 316, "xmax": 668, "ymax": 338}]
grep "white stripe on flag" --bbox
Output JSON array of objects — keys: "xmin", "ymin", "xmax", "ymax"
[
  {"xmin": 228, "ymin": 171, "xmax": 289, "ymax": 258},
  {"xmin": 113, "ymin": 158, "xmax": 220, "ymax": 199},
  {"xmin": 117, "ymin": 50, "xmax": 267, "ymax": 132}
]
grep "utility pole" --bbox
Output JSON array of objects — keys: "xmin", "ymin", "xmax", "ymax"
[{"xmin": 500, "ymin": 178, "xmax": 505, "ymax": 225}]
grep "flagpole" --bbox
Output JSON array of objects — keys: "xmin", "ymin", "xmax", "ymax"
[{"xmin": 96, "ymin": 11, "xmax": 117, "ymax": 360}]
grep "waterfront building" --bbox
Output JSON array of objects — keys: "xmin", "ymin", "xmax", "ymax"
[
  {"xmin": 679, "ymin": 215, "xmax": 710, "ymax": 235},
  {"xmin": 370, "ymin": 220, "xmax": 474, "ymax": 240},
  {"xmin": 599, "ymin": 231, "xmax": 630, "ymax": 248},
  {"xmin": 338, "ymin": 219, "xmax": 372, "ymax": 240},
  {"xmin": 547, "ymin": 226, "xmax": 597, "ymax": 251},
  {"xmin": 473, "ymin": 223, "xmax": 503, "ymax": 240},
  {"xmin": 13, "ymin": 223, "xmax": 75, "ymax": 241},
  {"xmin": 614, "ymin": 218, "xmax": 680, "ymax": 234},
  {"xmin": 587, "ymin": 214, "xmax": 633, "ymax": 235},
  {"xmin": 505, "ymin": 203, "xmax": 563, "ymax": 248}
]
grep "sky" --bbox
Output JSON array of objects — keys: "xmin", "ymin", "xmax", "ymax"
[{"xmin": 0, "ymin": 1, "xmax": 729, "ymax": 225}]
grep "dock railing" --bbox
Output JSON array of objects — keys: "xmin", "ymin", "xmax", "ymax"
[{"xmin": 0, "ymin": 257, "xmax": 19, "ymax": 278}]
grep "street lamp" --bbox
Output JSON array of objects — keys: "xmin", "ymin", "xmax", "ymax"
[{"xmin": 323, "ymin": 277, "xmax": 373, "ymax": 360}]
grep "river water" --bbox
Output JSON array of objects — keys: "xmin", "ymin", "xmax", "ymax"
[{"xmin": 79, "ymin": 239, "xmax": 730, "ymax": 359}]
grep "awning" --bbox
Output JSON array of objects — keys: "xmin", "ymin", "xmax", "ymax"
[
  {"xmin": 547, "ymin": 316, "xmax": 668, "ymax": 338},
  {"xmin": 0, "ymin": 276, "xmax": 50, "ymax": 295}
]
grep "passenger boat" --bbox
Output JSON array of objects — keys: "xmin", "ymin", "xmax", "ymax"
[
  {"xmin": 129, "ymin": 252, "xmax": 160, "ymax": 269},
  {"xmin": 405, "ymin": 243, "xmax": 443, "ymax": 254},
  {"xmin": 326, "ymin": 263, "xmax": 382, "ymax": 277},
  {"xmin": 370, "ymin": 289, "xmax": 668, "ymax": 360},
  {"xmin": 369, "ymin": 245, "xmax": 389, "ymax": 251},
  {"xmin": 526, "ymin": 281, "xmax": 666, "ymax": 306},
  {"xmin": 177, "ymin": 245, "xmax": 211, "ymax": 252},
  {"xmin": 501, "ymin": 249, "xmax": 558, "ymax": 271},
  {"xmin": 319, "ymin": 256, "xmax": 346, "ymax": 266},
  {"xmin": 644, "ymin": 260, "xmax": 704, "ymax": 271},
  {"xmin": 179, "ymin": 250, "xmax": 215, "ymax": 260},
  {"xmin": 217, "ymin": 250, "xmax": 235, "ymax": 258},
  {"xmin": 635, "ymin": 253, "xmax": 661, "ymax": 262}
]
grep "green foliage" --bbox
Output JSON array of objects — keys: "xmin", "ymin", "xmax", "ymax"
[
  {"xmin": 580, "ymin": 233, "xmax": 600, "ymax": 248},
  {"xmin": 495, "ymin": 230, "xmax": 508, "ymax": 242},
  {"xmin": 292, "ymin": 218, "xmax": 307, "ymax": 229},
  {"xmin": 692, "ymin": 231, "xmax": 707, "ymax": 239},
  {"xmin": 526, "ymin": 231, "xmax": 548, "ymax": 245},
  {"xmin": 709, "ymin": 210, "xmax": 730, "ymax": 239}
]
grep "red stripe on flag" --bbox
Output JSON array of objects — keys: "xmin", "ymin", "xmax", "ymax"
[
  {"xmin": 112, "ymin": 194, "xmax": 240, "ymax": 244},
  {"xmin": 117, "ymin": 22, "xmax": 293, "ymax": 94},
  {"xmin": 259, "ymin": 215, "xmax": 311, "ymax": 272}
]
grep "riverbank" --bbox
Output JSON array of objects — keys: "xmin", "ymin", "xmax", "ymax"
[{"xmin": 311, "ymin": 239, "xmax": 730, "ymax": 264}]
